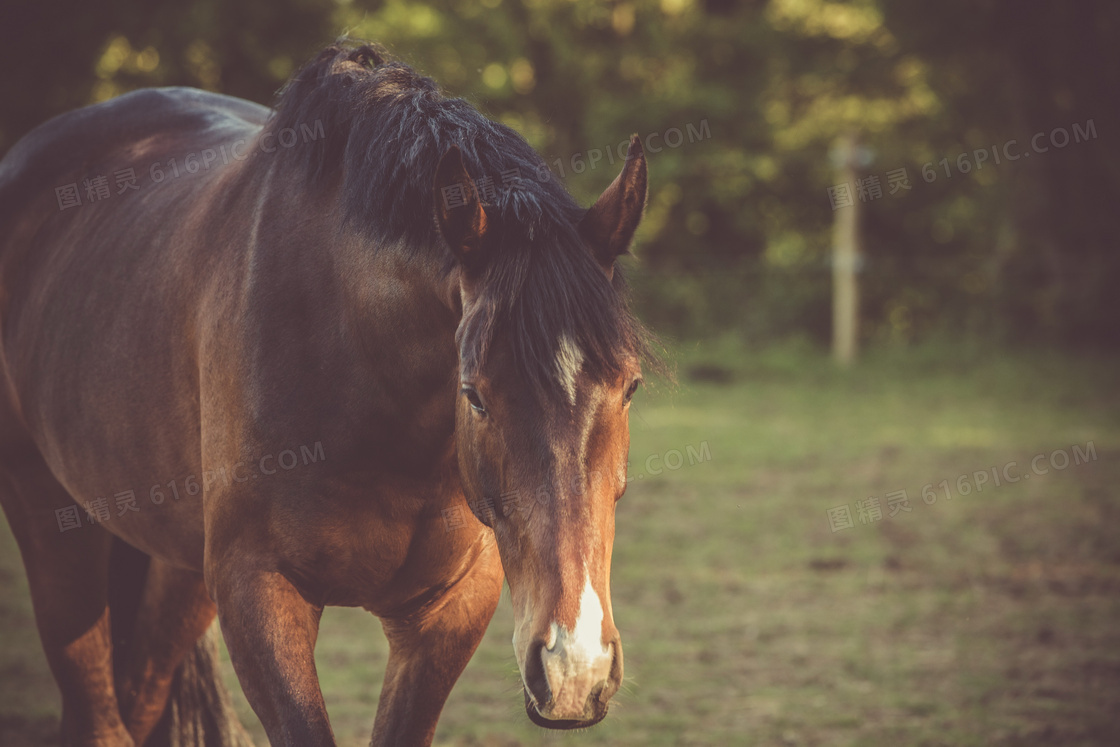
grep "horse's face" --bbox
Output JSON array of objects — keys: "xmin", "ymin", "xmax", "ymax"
[
  {"xmin": 456, "ymin": 333, "xmax": 639, "ymax": 728},
  {"xmin": 434, "ymin": 138, "xmax": 648, "ymax": 729}
]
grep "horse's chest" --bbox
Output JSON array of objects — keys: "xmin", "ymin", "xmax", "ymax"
[{"xmin": 267, "ymin": 481, "xmax": 488, "ymax": 614}]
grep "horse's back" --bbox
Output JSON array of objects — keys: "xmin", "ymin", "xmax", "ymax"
[{"xmin": 0, "ymin": 88, "xmax": 267, "ymax": 241}]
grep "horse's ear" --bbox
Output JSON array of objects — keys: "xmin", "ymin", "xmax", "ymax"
[
  {"xmin": 433, "ymin": 146, "xmax": 489, "ymax": 270},
  {"xmin": 579, "ymin": 134, "xmax": 647, "ymax": 277}
]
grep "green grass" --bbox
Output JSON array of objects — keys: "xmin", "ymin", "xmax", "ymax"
[{"xmin": 2, "ymin": 338, "xmax": 1119, "ymax": 746}]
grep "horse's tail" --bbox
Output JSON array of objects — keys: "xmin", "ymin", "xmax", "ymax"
[{"xmin": 108, "ymin": 538, "xmax": 256, "ymax": 746}]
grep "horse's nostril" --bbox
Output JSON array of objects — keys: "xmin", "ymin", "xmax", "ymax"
[{"xmin": 523, "ymin": 638, "xmax": 551, "ymax": 708}]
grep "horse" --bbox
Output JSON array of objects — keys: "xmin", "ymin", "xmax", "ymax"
[{"xmin": 0, "ymin": 39, "xmax": 654, "ymax": 746}]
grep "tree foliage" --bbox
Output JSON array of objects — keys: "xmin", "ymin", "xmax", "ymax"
[{"xmin": 2, "ymin": 0, "xmax": 1115, "ymax": 347}]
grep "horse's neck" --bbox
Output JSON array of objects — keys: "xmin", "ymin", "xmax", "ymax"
[
  {"xmin": 234, "ymin": 179, "xmax": 463, "ymax": 470},
  {"xmin": 336, "ymin": 238, "xmax": 464, "ymax": 470},
  {"xmin": 243, "ymin": 162, "xmax": 464, "ymax": 370}
]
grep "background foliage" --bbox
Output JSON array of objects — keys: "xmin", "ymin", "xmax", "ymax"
[{"xmin": 2, "ymin": 0, "xmax": 1117, "ymax": 349}]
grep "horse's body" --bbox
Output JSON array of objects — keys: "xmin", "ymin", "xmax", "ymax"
[{"xmin": 0, "ymin": 42, "xmax": 650, "ymax": 746}]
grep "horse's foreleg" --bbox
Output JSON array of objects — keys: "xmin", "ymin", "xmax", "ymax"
[
  {"xmin": 114, "ymin": 556, "xmax": 218, "ymax": 744},
  {"xmin": 208, "ymin": 564, "xmax": 333, "ymax": 746},
  {"xmin": 372, "ymin": 540, "xmax": 504, "ymax": 747},
  {"xmin": 0, "ymin": 456, "xmax": 134, "ymax": 746}
]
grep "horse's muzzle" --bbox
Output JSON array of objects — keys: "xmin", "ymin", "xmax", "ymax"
[
  {"xmin": 521, "ymin": 635, "xmax": 622, "ymax": 729},
  {"xmin": 523, "ymin": 684, "xmax": 610, "ymax": 729}
]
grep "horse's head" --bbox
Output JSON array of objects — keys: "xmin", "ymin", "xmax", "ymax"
[{"xmin": 434, "ymin": 137, "xmax": 649, "ymax": 728}]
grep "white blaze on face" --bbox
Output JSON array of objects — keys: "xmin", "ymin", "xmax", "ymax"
[
  {"xmin": 554, "ymin": 334, "xmax": 584, "ymax": 406},
  {"xmin": 539, "ymin": 570, "xmax": 612, "ymax": 718}
]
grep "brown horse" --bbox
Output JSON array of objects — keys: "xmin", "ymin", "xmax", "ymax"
[{"xmin": 0, "ymin": 40, "xmax": 654, "ymax": 746}]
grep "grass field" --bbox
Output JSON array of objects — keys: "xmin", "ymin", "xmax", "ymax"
[{"xmin": 2, "ymin": 339, "xmax": 1118, "ymax": 746}]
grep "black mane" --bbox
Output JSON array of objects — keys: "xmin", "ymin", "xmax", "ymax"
[{"xmin": 265, "ymin": 40, "xmax": 656, "ymax": 394}]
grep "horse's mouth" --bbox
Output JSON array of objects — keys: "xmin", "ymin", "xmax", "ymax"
[{"xmin": 523, "ymin": 687, "xmax": 609, "ymax": 730}]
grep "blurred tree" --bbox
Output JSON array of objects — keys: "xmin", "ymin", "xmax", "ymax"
[
  {"xmin": 1, "ymin": 0, "xmax": 1116, "ymax": 347},
  {"xmin": 879, "ymin": 0, "xmax": 1120, "ymax": 345},
  {"xmin": 0, "ymin": 0, "xmax": 336, "ymax": 152}
]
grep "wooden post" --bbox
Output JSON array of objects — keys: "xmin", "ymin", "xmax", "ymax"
[{"xmin": 831, "ymin": 134, "xmax": 861, "ymax": 366}]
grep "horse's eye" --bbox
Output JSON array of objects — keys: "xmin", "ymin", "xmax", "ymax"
[
  {"xmin": 623, "ymin": 377, "xmax": 642, "ymax": 404},
  {"xmin": 462, "ymin": 385, "xmax": 487, "ymax": 415}
]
